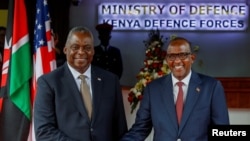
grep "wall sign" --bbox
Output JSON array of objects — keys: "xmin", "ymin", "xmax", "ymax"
[{"xmin": 98, "ymin": 3, "xmax": 249, "ymax": 31}]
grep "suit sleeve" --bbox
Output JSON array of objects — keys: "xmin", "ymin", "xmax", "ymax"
[
  {"xmin": 34, "ymin": 76, "xmax": 76, "ymax": 141},
  {"xmin": 120, "ymin": 85, "xmax": 153, "ymax": 141},
  {"xmin": 211, "ymin": 80, "xmax": 230, "ymax": 124}
]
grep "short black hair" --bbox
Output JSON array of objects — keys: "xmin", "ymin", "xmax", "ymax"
[
  {"xmin": 169, "ymin": 37, "xmax": 191, "ymax": 46},
  {"xmin": 168, "ymin": 37, "xmax": 193, "ymax": 52}
]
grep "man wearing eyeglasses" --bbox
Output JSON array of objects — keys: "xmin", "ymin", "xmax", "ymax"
[{"xmin": 120, "ymin": 37, "xmax": 229, "ymax": 141}]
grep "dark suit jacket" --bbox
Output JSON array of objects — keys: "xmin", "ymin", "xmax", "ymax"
[
  {"xmin": 34, "ymin": 64, "xmax": 127, "ymax": 141},
  {"xmin": 92, "ymin": 45, "xmax": 123, "ymax": 79},
  {"xmin": 121, "ymin": 71, "xmax": 229, "ymax": 141}
]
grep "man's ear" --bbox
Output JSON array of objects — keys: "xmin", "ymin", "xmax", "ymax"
[
  {"xmin": 63, "ymin": 47, "xmax": 67, "ymax": 54},
  {"xmin": 191, "ymin": 53, "xmax": 196, "ymax": 63}
]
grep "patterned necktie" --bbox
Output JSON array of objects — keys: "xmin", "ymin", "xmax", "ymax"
[
  {"xmin": 176, "ymin": 81, "xmax": 184, "ymax": 125},
  {"xmin": 79, "ymin": 75, "xmax": 92, "ymax": 119}
]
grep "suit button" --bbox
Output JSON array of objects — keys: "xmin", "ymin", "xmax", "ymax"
[
  {"xmin": 90, "ymin": 128, "xmax": 94, "ymax": 132},
  {"xmin": 177, "ymin": 138, "xmax": 181, "ymax": 141}
]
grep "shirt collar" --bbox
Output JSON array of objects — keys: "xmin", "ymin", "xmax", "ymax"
[
  {"xmin": 67, "ymin": 63, "xmax": 91, "ymax": 79},
  {"xmin": 100, "ymin": 44, "xmax": 110, "ymax": 50},
  {"xmin": 172, "ymin": 70, "xmax": 192, "ymax": 86}
]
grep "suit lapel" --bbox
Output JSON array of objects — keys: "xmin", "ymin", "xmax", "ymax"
[
  {"xmin": 62, "ymin": 64, "xmax": 90, "ymax": 121},
  {"xmin": 178, "ymin": 72, "xmax": 201, "ymax": 133},
  {"xmin": 90, "ymin": 67, "xmax": 104, "ymax": 122}
]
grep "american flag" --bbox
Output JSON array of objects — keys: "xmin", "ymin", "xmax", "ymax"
[
  {"xmin": 32, "ymin": 0, "xmax": 56, "ymax": 103},
  {"xmin": 28, "ymin": 0, "xmax": 56, "ymax": 140}
]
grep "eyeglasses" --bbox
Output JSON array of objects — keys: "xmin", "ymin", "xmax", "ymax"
[{"xmin": 166, "ymin": 52, "xmax": 191, "ymax": 61}]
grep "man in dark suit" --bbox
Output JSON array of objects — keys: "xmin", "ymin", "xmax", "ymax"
[
  {"xmin": 92, "ymin": 23, "xmax": 123, "ymax": 79},
  {"xmin": 120, "ymin": 37, "xmax": 229, "ymax": 141},
  {"xmin": 34, "ymin": 26, "xmax": 127, "ymax": 141}
]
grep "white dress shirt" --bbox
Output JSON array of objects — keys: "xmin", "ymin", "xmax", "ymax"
[
  {"xmin": 171, "ymin": 71, "xmax": 192, "ymax": 104},
  {"xmin": 67, "ymin": 63, "xmax": 93, "ymax": 98}
]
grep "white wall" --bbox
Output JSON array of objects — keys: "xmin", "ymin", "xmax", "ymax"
[{"xmin": 229, "ymin": 108, "xmax": 250, "ymax": 125}]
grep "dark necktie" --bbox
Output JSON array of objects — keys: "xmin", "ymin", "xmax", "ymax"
[
  {"xmin": 79, "ymin": 75, "xmax": 92, "ymax": 119},
  {"xmin": 176, "ymin": 81, "xmax": 184, "ymax": 125}
]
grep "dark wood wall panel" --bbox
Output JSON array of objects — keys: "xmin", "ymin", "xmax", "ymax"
[{"xmin": 217, "ymin": 77, "xmax": 250, "ymax": 108}]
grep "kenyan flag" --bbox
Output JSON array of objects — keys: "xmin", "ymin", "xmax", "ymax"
[{"xmin": 0, "ymin": 0, "xmax": 32, "ymax": 140}]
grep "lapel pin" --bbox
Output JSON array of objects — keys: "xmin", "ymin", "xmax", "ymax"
[
  {"xmin": 97, "ymin": 77, "xmax": 102, "ymax": 81},
  {"xmin": 196, "ymin": 87, "xmax": 200, "ymax": 93}
]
